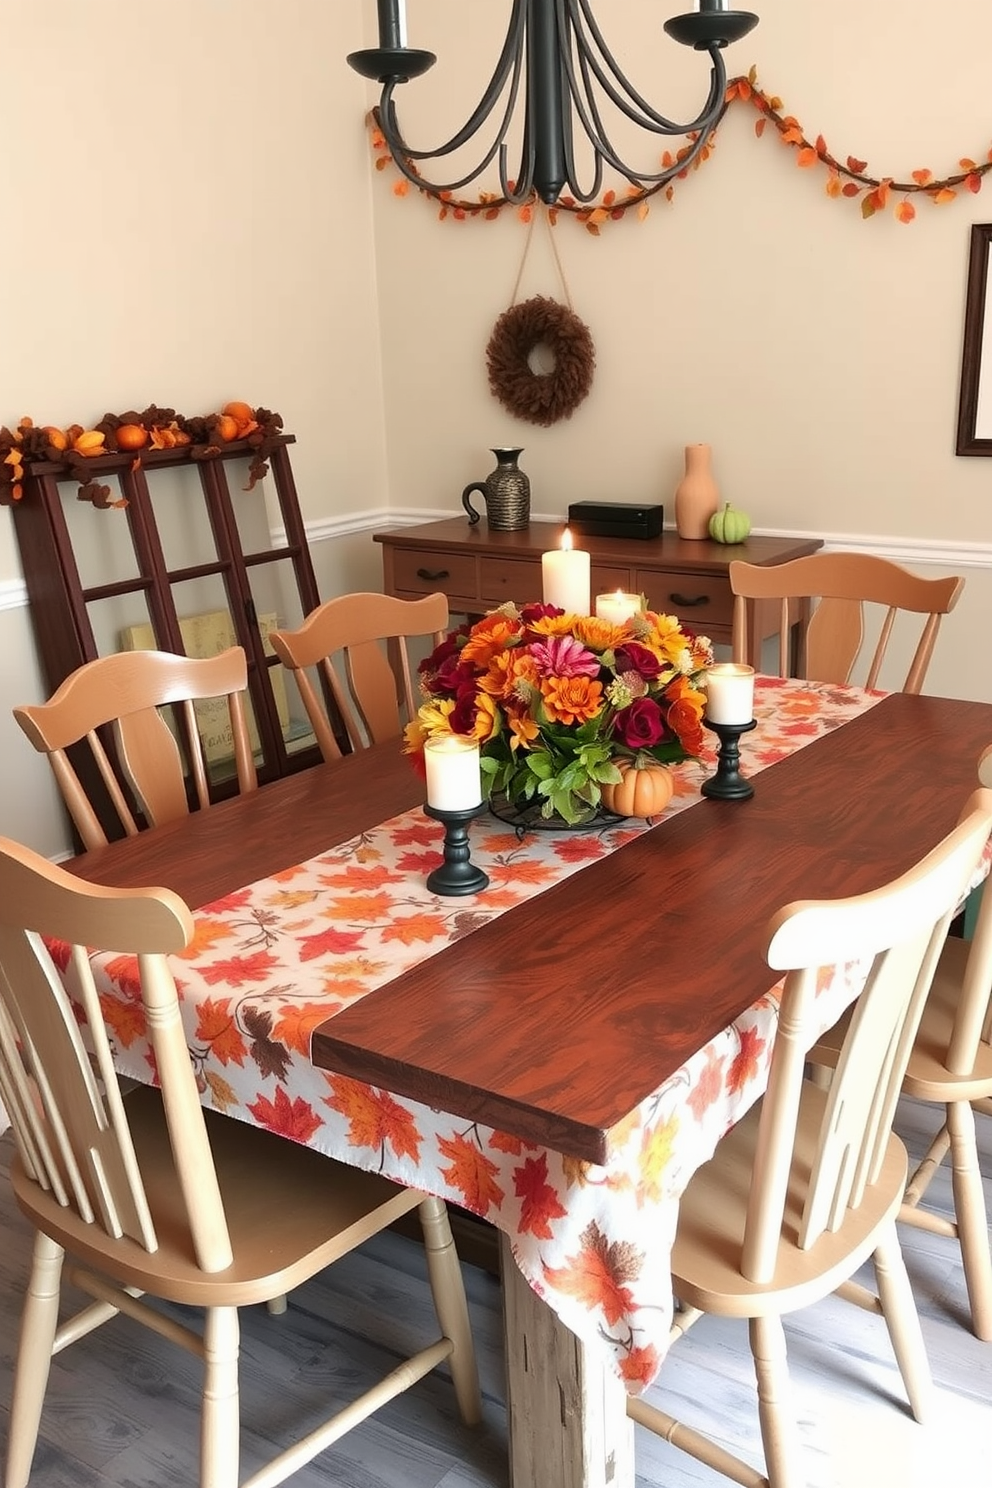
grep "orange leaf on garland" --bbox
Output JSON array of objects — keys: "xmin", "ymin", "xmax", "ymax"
[
  {"xmin": 825, "ymin": 173, "xmax": 843, "ymax": 198},
  {"xmin": 912, "ymin": 168, "xmax": 933, "ymax": 185},
  {"xmin": 842, "ymin": 182, "xmax": 860, "ymax": 197},
  {"xmin": 966, "ymin": 173, "xmax": 983, "ymax": 194},
  {"xmin": 797, "ymin": 146, "xmax": 818, "ymax": 168},
  {"xmin": 960, "ymin": 158, "xmax": 978, "ymax": 170},
  {"xmin": 933, "ymin": 187, "xmax": 957, "ymax": 203},
  {"xmin": 895, "ymin": 200, "xmax": 916, "ymax": 224},
  {"xmin": 754, "ymin": 117, "xmax": 766, "ymax": 138},
  {"xmin": 814, "ymin": 133, "xmax": 828, "ymax": 155},
  {"xmin": 847, "ymin": 155, "xmax": 868, "ymax": 173}
]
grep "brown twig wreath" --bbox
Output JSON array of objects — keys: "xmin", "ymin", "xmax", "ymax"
[{"xmin": 485, "ymin": 296, "xmax": 595, "ymax": 427}]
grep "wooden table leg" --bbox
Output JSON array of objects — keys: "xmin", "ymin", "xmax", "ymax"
[{"xmin": 500, "ymin": 1232, "xmax": 635, "ymax": 1488}]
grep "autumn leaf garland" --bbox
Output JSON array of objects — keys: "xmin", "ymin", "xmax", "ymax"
[{"xmin": 370, "ymin": 66, "xmax": 992, "ymax": 232}]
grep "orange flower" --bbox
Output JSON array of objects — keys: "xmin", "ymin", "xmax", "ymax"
[
  {"xmin": 506, "ymin": 705, "xmax": 541, "ymax": 751},
  {"xmin": 540, "ymin": 674, "xmax": 604, "ymax": 725},
  {"xmin": 460, "ymin": 614, "xmax": 524, "ymax": 667},
  {"xmin": 573, "ymin": 615, "xmax": 629, "ymax": 650}
]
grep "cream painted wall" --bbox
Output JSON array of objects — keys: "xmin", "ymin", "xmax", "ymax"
[
  {"xmin": 1, "ymin": 1, "xmax": 387, "ymax": 853},
  {"xmin": 3, "ymin": 0, "xmax": 992, "ymax": 858},
  {"xmin": 367, "ymin": 0, "xmax": 992, "ymax": 689},
  {"xmin": 369, "ymin": 0, "xmax": 992, "ymax": 539}
]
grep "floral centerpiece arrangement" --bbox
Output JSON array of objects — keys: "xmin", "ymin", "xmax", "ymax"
[{"xmin": 405, "ymin": 602, "xmax": 714, "ymax": 825}]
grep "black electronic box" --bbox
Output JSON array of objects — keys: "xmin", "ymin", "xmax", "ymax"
[{"xmin": 566, "ymin": 501, "xmax": 664, "ymax": 540}]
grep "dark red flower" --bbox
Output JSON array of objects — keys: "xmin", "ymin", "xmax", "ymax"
[
  {"xmin": 613, "ymin": 697, "xmax": 668, "ymax": 749},
  {"xmin": 613, "ymin": 642, "xmax": 664, "ymax": 681}
]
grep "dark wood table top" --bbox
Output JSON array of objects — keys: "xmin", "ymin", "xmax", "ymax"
[
  {"xmin": 68, "ymin": 691, "xmax": 992, "ymax": 1163},
  {"xmin": 373, "ymin": 515, "xmax": 821, "ymax": 572}
]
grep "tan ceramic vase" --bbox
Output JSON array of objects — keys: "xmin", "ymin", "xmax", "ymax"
[{"xmin": 674, "ymin": 443, "xmax": 719, "ymax": 540}]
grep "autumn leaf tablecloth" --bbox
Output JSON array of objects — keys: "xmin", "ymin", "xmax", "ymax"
[{"xmin": 83, "ymin": 679, "xmax": 918, "ymax": 1391}]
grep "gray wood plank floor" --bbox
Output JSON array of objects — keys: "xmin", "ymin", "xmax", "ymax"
[{"xmin": 0, "ymin": 1096, "xmax": 988, "ymax": 1488}]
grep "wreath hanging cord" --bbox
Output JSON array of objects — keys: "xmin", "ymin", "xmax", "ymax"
[{"xmin": 485, "ymin": 208, "xmax": 596, "ymax": 427}]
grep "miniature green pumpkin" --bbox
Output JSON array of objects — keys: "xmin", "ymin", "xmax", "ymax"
[{"xmin": 708, "ymin": 502, "xmax": 752, "ymax": 544}]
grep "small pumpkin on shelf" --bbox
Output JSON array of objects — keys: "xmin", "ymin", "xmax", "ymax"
[
  {"xmin": 601, "ymin": 757, "xmax": 675, "ymax": 819},
  {"xmin": 708, "ymin": 502, "xmax": 752, "ymax": 544}
]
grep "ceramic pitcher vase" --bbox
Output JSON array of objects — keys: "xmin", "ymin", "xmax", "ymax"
[
  {"xmin": 674, "ymin": 443, "xmax": 719, "ymax": 540},
  {"xmin": 462, "ymin": 448, "xmax": 531, "ymax": 531}
]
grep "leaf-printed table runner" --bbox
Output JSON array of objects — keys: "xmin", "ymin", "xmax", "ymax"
[{"xmin": 89, "ymin": 678, "xmax": 888, "ymax": 1391}]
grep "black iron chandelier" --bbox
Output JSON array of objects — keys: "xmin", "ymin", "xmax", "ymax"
[{"xmin": 348, "ymin": 1, "xmax": 759, "ymax": 206}]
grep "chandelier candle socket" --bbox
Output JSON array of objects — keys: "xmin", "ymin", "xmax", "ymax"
[
  {"xmin": 595, "ymin": 591, "xmax": 643, "ymax": 625},
  {"xmin": 423, "ymin": 735, "xmax": 483, "ymax": 812},
  {"xmin": 542, "ymin": 529, "xmax": 591, "ymax": 614},
  {"xmin": 704, "ymin": 663, "xmax": 755, "ymax": 725}
]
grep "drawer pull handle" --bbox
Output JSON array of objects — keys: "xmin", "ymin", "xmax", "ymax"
[
  {"xmin": 417, "ymin": 567, "xmax": 450, "ymax": 582},
  {"xmin": 669, "ymin": 591, "xmax": 709, "ymax": 608}
]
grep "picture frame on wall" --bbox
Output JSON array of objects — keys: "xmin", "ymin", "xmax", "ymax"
[{"xmin": 956, "ymin": 221, "xmax": 992, "ymax": 455}]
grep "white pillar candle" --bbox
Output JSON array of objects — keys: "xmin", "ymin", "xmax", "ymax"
[
  {"xmin": 595, "ymin": 590, "xmax": 642, "ymax": 625},
  {"xmin": 704, "ymin": 664, "xmax": 755, "ymax": 725},
  {"xmin": 424, "ymin": 735, "xmax": 482, "ymax": 811},
  {"xmin": 542, "ymin": 529, "xmax": 591, "ymax": 614}
]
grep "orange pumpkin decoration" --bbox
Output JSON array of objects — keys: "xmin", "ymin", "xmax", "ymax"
[
  {"xmin": 214, "ymin": 414, "xmax": 239, "ymax": 442},
  {"xmin": 115, "ymin": 423, "xmax": 148, "ymax": 451},
  {"xmin": 222, "ymin": 400, "xmax": 254, "ymax": 423},
  {"xmin": 601, "ymin": 759, "xmax": 674, "ymax": 819}
]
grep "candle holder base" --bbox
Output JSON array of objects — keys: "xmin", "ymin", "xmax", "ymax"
[
  {"xmin": 424, "ymin": 803, "xmax": 490, "ymax": 896},
  {"xmin": 701, "ymin": 718, "xmax": 757, "ymax": 801}
]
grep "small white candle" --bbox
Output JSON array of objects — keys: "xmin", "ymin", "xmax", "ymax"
[
  {"xmin": 704, "ymin": 664, "xmax": 755, "ymax": 725},
  {"xmin": 424, "ymin": 735, "xmax": 482, "ymax": 811},
  {"xmin": 595, "ymin": 590, "xmax": 642, "ymax": 625},
  {"xmin": 542, "ymin": 528, "xmax": 591, "ymax": 614}
]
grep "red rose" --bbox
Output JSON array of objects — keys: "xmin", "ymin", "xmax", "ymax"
[
  {"xmin": 613, "ymin": 642, "xmax": 664, "ymax": 681},
  {"xmin": 613, "ymin": 697, "xmax": 667, "ymax": 749}
]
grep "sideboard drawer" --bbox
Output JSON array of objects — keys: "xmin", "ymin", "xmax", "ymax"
[
  {"xmin": 590, "ymin": 565, "xmax": 632, "ymax": 597},
  {"xmin": 479, "ymin": 556, "xmax": 540, "ymax": 604},
  {"xmin": 638, "ymin": 567, "xmax": 734, "ymax": 630},
  {"xmin": 391, "ymin": 547, "xmax": 478, "ymax": 600}
]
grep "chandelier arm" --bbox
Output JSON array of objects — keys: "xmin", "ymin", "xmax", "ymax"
[
  {"xmin": 562, "ymin": 42, "xmax": 723, "ymax": 186},
  {"xmin": 376, "ymin": 35, "xmax": 528, "ymax": 197},
  {"xmin": 501, "ymin": 137, "xmax": 537, "ymax": 205},
  {"xmin": 377, "ymin": 3, "xmax": 526, "ymax": 164},
  {"xmin": 567, "ymin": 0, "xmax": 728, "ymax": 136}
]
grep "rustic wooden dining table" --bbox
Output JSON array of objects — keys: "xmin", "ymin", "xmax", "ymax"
[{"xmin": 64, "ymin": 679, "xmax": 992, "ymax": 1488}]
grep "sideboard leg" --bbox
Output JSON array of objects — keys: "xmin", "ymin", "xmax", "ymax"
[{"xmin": 500, "ymin": 1232, "xmax": 635, "ymax": 1488}]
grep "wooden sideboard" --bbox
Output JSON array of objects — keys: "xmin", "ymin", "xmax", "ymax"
[{"xmin": 374, "ymin": 518, "xmax": 822, "ymax": 664}]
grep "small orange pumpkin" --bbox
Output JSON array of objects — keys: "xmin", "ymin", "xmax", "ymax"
[{"xmin": 601, "ymin": 759, "xmax": 675, "ymax": 819}]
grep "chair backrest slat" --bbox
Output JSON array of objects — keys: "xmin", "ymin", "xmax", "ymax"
[
  {"xmin": 0, "ymin": 836, "xmax": 235, "ymax": 1273},
  {"xmin": 730, "ymin": 552, "xmax": 964, "ymax": 694},
  {"xmin": 739, "ymin": 786, "xmax": 992, "ymax": 1284},
  {"xmin": 269, "ymin": 591, "xmax": 450, "ymax": 763},
  {"xmin": 14, "ymin": 648, "xmax": 257, "ymax": 849}
]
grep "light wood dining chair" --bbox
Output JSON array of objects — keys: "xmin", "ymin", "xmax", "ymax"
[
  {"xmin": 729, "ymin": 552, "xmax": 964, "ymax": 693},
  {"xmin": 0, "ymin": 835, "xmax": 481, "ymax": 1488},
  {"xmin": 13, "ymin": 648, "xmax": 258, "ymax": 850},
  {"xmin": 268, "ymin": 591, "xmax": 449, "ymax": 762},
  {"xmin": 628, "ymin": 786, "xmax": 992, "ymax": 1488},
  {"xmin": 809, "ymin": 743, "xmax": 992, "ymax": 1341}
]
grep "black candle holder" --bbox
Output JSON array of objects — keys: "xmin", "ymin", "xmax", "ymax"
[
  {"xmin": 701, "ymin": 717, "xmax": 757, "ymax": 801},
  {"xmin": 424, "ymin": 803, "xmax": 490, "ymax": 896}
]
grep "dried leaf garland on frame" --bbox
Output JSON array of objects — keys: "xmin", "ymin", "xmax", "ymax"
[
  {"xmin": 369, "ymin": 67, "xmax": 992, "ymax": 231},
  {"xmin": 0, "ymin": 403, "xmax": 285, "ymax": 510}
]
